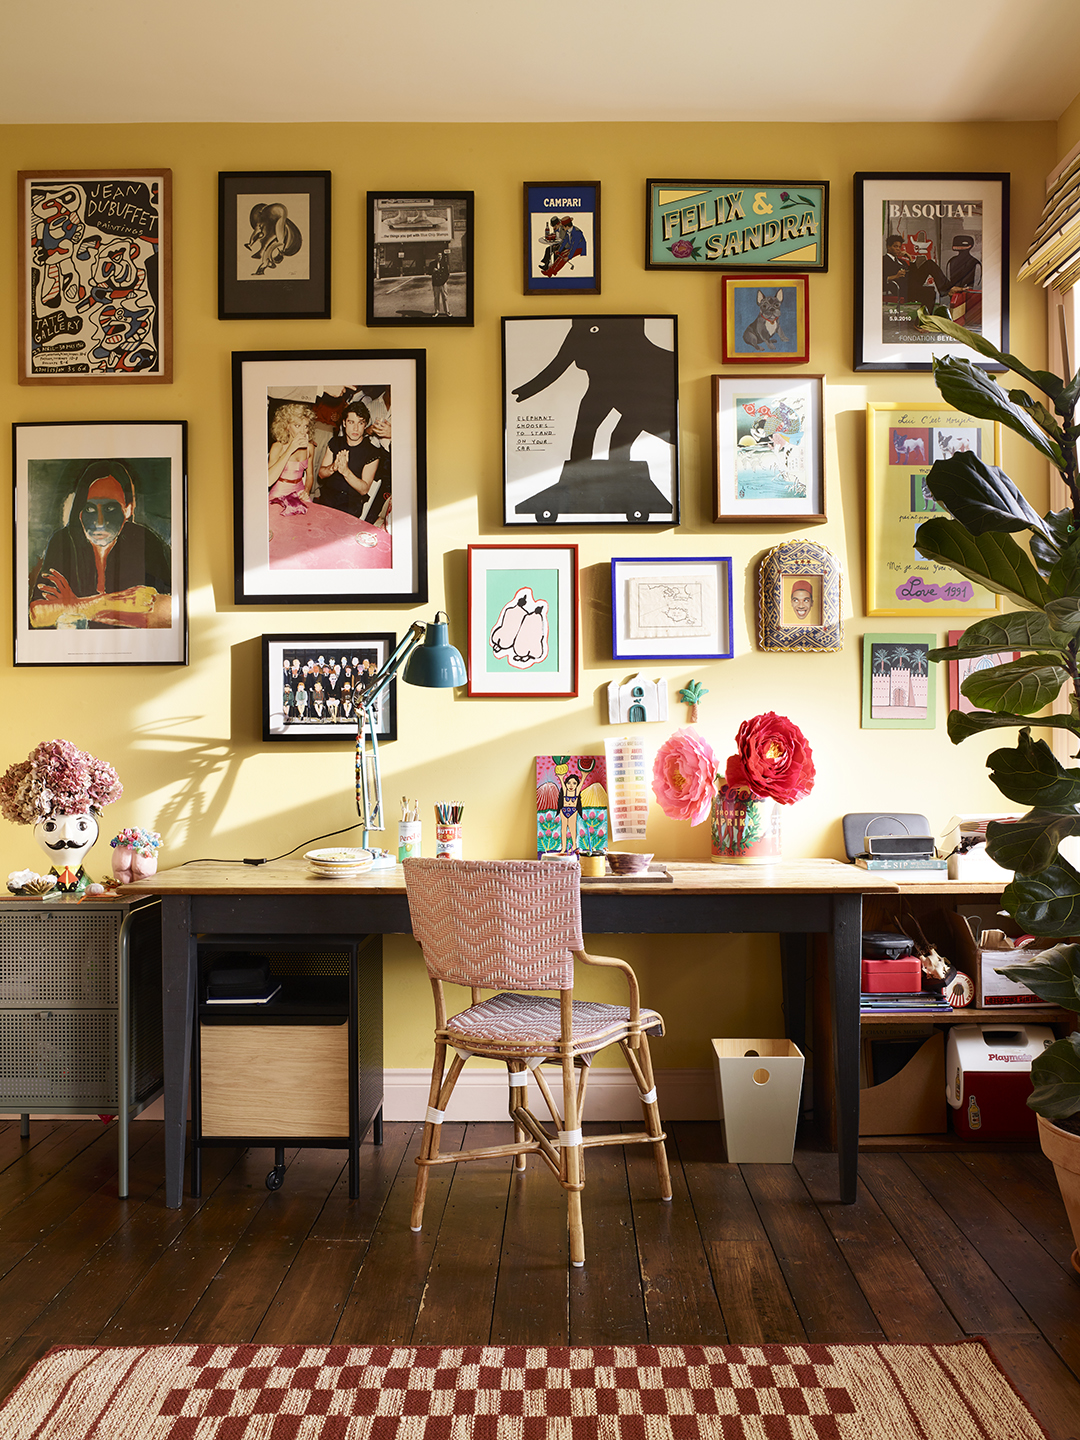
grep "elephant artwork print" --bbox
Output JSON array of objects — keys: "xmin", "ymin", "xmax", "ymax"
[
  {"xmin": 467, "ymin": 544, "xmax": 579, "ymax": 697},
  {"xmin": 502, "ymin": 315, "xmax": 678, "ymax": 525}
]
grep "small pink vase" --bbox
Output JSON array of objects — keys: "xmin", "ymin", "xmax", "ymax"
[{"xmin": 111, "ymin": 847, "xmax": 159, "ymax": 884}]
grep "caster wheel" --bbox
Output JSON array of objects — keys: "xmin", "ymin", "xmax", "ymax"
[{"xmin": 266, "ymin": 1166, "xmax": 285, "ymax": 1191}]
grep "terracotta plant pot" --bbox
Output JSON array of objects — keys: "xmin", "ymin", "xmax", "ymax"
[{"xmin": 1037, "ymin": 1113, "xmax": 1080, "ymax": 1277}]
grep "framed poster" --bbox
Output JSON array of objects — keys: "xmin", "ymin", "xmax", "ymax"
[
  {"xmin": 18, "ymin": 169, "xmax": 171, "ymax": 384},
  {"xmin": 721, "ymin": 273, "xmax": 809, "ymax": 363},
  {"xmin": 262, "ymin": 632, "xmax": 396, "ymax": 742},
  {"xmin": 503, "ymin": 315, "xmax": 678, "ymax": 526},
  {"xmin": 13, "ymin": 421, "xmax": 187, "ymax": 666},
  {"xmin": 523, "ymin": 183, "xmax": 600, "ymax": 294},
  {"xmin": 232, "ymin": 349, "xmax": 426, "ymax": 606},
  {"xmin": 712, "ymin": 374, "xmax": 825, "ymax": 523},
  {"xmin": 854, "ymin": 172, "xmax": 1009, "ymax": 371},
  {"xmin": 611, "ymin": 556, "xmax": 734, "ymax": 661},
  {"xmin": 866, "ymin": 402, "xmax": 1001, "ymax": 617},
  {"xmin": 862, "ymin": 634, "xmax": 937, "ymax": 729},
  {"xmin": 467, "ymin": 544, "xmax": 578, "ymax": 698},
  {"xmin": 219, "ymin": 171, "xmax": 331, "ymax": 320},
  {"xmin": 366, "ymin": 191, "xmax": 473, "ymax": 326},
  {"xmin": 646, "ymin": 179, "xmax": 828, "ymax": 271},
  {"xmin": 947, "ymin": 629, "xmax": 1021, "ymax": 714},
  {"xmin": 757, "ymin": 539, "xmax": 842, "ymax": 653}
]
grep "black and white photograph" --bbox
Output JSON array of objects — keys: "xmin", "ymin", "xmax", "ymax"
[
  {"xmin": 219, "ymin": 171, "xmax": 331, "ymax": 320},
  {"xmin": 13, "ymin": 420, "xmax": 188, "ymax": 666},
  {"xmin": 502, "ymin": 315, "xmax": 679, "ymax": 526},
  {"xmin": 262, "ymin": 633, "xmax": 396, "ymax": 742},
  {"xmin": 366, "ymin": 192, "xmax": 473, "ymax": 326}
]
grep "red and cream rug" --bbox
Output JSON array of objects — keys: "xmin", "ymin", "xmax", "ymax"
[{"xmin": 0, "ymin": 1340, "xmax": 1049, "ymax": 1439}]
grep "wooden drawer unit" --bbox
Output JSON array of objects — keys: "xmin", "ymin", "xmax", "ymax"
[{"xmin": 199, "ymin": 1020, "xmax": 350, "ymax": 1137}]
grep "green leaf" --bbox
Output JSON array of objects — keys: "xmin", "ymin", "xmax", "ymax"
[
  {"xmin": 986, "ymin": 810, "xmax": 1080, "ymax": 874},
  {"xmin": 947, "ymin": 709, "xmax": 1080, "ymax": 743},
  {"xmin": 1028, "ymin": 1035, "xmax": 1080, "ymax": 1119},
  {"xmin": 1007, "ymin": 389, "xmax": 1066, "ymax": 444},
  {"xmin": 995, "ymin": 942, "xmax": 1080, "ymax": 1010},
  {"xmin": 1045, "ymin": 597, "xmax": 1080, "ymax": 634},
  {"xmin": 916, "ymin": 309, "xmax": 1066, "ymax": 401},
  {"xmin": 922, "ymin": 453, "xmax": 1051, "ymax": 539},
  {"xmin": 930, "ymin": 356, "xmax": 1065, "ymax": 468},
  {"xmin": 1030, "ymin": 507, "xmax": 1076, "ymax": 574},
  {"xmin": 914, "ymin": 519, "xmax": 1049, "ymax": 610},
  {"xmin": 988, "ymin": 731, "xmax": 1080, "ymax": 808},
  {"xmin": 960, "ymin": 655, "xmax": 1070, "ymax": 714},
  {"xmin": 928, "ymin": 610, "xmax": 1070, "ymax": 662},
  {"xmin": 1002, "ymin": 853, "xmax": 1080, "ymax": 936}
]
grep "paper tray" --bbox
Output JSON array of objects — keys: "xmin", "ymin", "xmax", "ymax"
[{"xmin": 581, "ymin": 863, "xmax": 672, "ymax": 884}]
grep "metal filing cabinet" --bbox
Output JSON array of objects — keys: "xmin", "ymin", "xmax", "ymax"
[{"xmin": 0, "ymin": 896, "xmax": 164, "ymax": 1195}]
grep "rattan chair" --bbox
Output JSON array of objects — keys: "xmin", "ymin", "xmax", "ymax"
[{"xmin": 403, "ymin": 857, "xmax": 671, "ymax": 1267}]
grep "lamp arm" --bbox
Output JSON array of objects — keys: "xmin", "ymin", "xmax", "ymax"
[{"xmin": 358, "ymin": 621, "xmax": 425, "ymax": 711}]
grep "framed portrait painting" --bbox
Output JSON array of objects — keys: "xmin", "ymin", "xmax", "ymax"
[
  {"xmin": 18, "ymin": 169, "xmax": 171, "ymax": 384},
  {"xmin": 503, "ymin": 315, "xmax": 678, "ymax": 526},
  {"xmin": 721, "ymin": 273, "xmax": 809, "ymax": 363},
  {"xmin": 523, "ymin": 183, "xmax": 600, "ymax": 294},
  {"xmin": 712, "ymin": 374, "xmax": 825, "ymax": 523},
  {"xmin": 366, "ymin": 192, "xmax": 473, "ymax": 326},
  {"xmin": 611, "ymin": 556, "xmax": 734, "ymax": 662},
  {"xmin": 862, "ymin": 634, "xmax": 937, "ymax": 729},
  {"xmin": 854, "ymin": 172, "xmax": 1009, "ymax": 371},
  {"xmin": 646, "ymin": 179, "xmax": 828, "ymax": 271},
  {"xmin": 262, "ymin": 633, "xmax": 396, "ymax": 742},
  {"xmin": 866, "ymin": 402, "xmax": 1001, "ymax": 618},
  {"xmin": 13, "ymin": 420, "xmax": 188, "ymax": 666},
  {"xmin": 232, "ymin": 349, "xmax": 426, "ymax": 606},
  {"xmin": 757, "ymin": 539, "xmax": 842, "ymax": 653},
  {"xmin": 467, "ymin": 544, "xmax": 578, "ymax": 698},
  {"xmin": 219, "ymin": 171, "xmax": 331, "ymax": 319}
]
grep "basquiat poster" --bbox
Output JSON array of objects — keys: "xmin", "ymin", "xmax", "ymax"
[
  {"xmin": 536, "ymin": 755, "xmax": 608, "ymax": 858},
  {"xmin": 20, "ymin": 171, "xmax": 171, "ymax": 382}
]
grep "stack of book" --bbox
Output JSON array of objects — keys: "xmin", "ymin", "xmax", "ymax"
[
  {"xmin": 855, "ymin": 855, "xmax": 948, "ymax": 880},
  {"xmin": 860, "ymin": 990, "xmax": 956, "ymax": 1015}
]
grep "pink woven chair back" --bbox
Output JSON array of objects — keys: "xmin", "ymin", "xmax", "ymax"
[{"xmin": 403, "ymin": 858, "xmax": 583, "ymax": 990}]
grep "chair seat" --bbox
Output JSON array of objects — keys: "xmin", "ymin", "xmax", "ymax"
[{"xmin": 443, "ymin": 991, "xmax": 664, "ymax": 1062}]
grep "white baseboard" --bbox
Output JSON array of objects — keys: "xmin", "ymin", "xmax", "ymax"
[{"xmin": 381, "ymin": 1067, "xmax": 718, "ymax": 1122}]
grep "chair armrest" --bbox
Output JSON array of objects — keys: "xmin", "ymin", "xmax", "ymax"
[{"xmin": 574, "ymin": 949, "xmax": 642, "ymax": 1040}]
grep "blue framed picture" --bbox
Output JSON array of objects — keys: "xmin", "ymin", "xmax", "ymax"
[
  {"xmin": 523, "ymin": 183, "xmax": 600, "ymax": 295},
  {"xmin": 611, "ymin": 556, "xmax": 734, "ymax": 661}
]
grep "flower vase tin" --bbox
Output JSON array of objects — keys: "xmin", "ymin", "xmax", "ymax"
[{"xmin": 711, "ymin": 784, "xmax": 781, "ymax": 864}]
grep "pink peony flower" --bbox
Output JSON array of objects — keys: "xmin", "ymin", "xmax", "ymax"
[
  {"xmin": 652, "ymin": 727, "xmax": 720, "ymax": 826},
  {"xmin": 726, "ymin": 712, "xmax": 815, "ymax": 805}
]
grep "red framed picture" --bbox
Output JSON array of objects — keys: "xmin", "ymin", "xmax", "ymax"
[
  {"xmin": 467, "ymin": 544, "xmax": 578, "ymax": 698},
  {"xmin": 947, "ymin": 629, "xmax": 1019, "ymax": 713}
]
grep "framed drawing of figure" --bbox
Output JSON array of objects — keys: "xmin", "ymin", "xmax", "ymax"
[{"xmin": 219, "ymin": 171, "xmax": 331, "ymax": 319}]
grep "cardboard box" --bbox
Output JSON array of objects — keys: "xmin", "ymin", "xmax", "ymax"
[
  {"xmin": 859, "ymin": 1031, "xmax": 947, "ymax": 1136},
  {"xmin": 711, "ymin": 1038, "xmax": 804, "ymax": 1163},
  {"xmin": 976, "ymin": 949, "xmax": 1049, "ymax": 1007}
]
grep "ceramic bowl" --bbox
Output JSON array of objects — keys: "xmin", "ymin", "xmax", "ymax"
[{"xmin": 606, "ymin": 851, "xmax": 654, "ymax": 875}]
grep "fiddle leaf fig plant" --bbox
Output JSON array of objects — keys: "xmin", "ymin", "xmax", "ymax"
[{"xmin": 914, "ymin": 308, "xmax": 1080, "ymax": 1121}]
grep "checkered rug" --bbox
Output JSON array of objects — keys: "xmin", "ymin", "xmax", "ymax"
[{"xmin": 0, "ymin": 1340, "xmax": 1049, "ymax": 1439}]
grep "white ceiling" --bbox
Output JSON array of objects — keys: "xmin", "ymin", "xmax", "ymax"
[{"xmin": 3, "ymin": 0, "xmax": 1080, "ymax": 125}]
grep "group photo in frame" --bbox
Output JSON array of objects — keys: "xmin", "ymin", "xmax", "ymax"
[
  {"xmin": 720, "ymin": 273, "xmax": 809, "ymax": 363},
  {"xmin": 503, "ymin": 314, "xmax": 679, "ymax": 526},
  {"xmin": 467, "ymin": 544, "xmax": 578, "ymax": 698},
  {"xmin": 261, "ymin": 632, "xmax": 396, "ymax": 743},
  {"xmin": 232, "ymin": 349, "xmax": 427, "ymax": 606},
  {"xmin": 757, "ymin": 539, "xmax": 843, "ymax": 653},
  {"xmin": 712, "ymin": 374, "xmax": 825, "ymax": 523},
  {"xmin": 611, "ymin": 556, "xmax": 734, "ymax": 662},
  {"xmin": 854, "ymin": 171, "xmax": 1009, "ymax": 371},
  {"xmin": 866, "ymin": 401, "xmax": 1001, "ymax": 617},
  {"xmin": 645, "ymin": 179, "xmax": 829, "ymax": 271},
  {"xmin": 219, "ymin": 171, "xmax": 331, "ymax": 320},
  {"xmin": 523, "ymin": 183, "xmax": 600, "ymax": 295},
  {"xmin": 13, "ymin": 420, "xmax": 188, "ymax": 667},
  {"xmin": 862, "ymin": 633, "xmax": 937, "ymax": 729},
  {"xmin": 18, "ymin": 169, "xmax": 172, "ymax": 384},
  {"xmin": 366, "ymin": 192, "xmax": 473, "ymax": 326}
]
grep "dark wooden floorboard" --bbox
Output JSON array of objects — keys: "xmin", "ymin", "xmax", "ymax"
[{"xmin": 0, "ymin": 1122, "xmax": 1078, "ymax": 1440}]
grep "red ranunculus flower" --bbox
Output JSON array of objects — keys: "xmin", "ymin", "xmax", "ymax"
[{"xmin": 725, "ymin": 712, "xmax": 814, "ymax": 805}]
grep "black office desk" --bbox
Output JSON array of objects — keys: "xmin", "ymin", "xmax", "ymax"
[{"xmin": 121, "ymin": 857, "xmax": 900, "ymax": 1208}]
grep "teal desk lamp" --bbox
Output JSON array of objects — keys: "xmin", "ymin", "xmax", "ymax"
[{"xmin": 355, "ymin": 613, "xmax": 466, "ymax": 858}]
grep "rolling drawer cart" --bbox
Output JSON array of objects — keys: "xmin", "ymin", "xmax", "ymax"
[
  {"xmin": 0, "ymin": 896, "xmax": 164, "ymax": 1196},
  {"xmin": 190, "ymin": 933, "xmax": 383, "ymax": 1196}
]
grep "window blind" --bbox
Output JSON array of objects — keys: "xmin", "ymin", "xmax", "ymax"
[{"xmin": 1018, "ymin": 150, "xmax": 1080, "ymax": 291}]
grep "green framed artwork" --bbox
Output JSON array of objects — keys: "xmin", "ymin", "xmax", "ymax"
[
  {"xmin": 646, "ymin": 180, "xmax": 829, "ymax": 271},
  {"xmin": 865, "ymin": 402, "xmax": 1001, "ymax": 617},
  {"xmin": 466, "ymin": 543, "xmax": 578, "ymax": 697},
  {"xmin": 862, "ymin": 633, "xmax": 936, "ymax": 729}
]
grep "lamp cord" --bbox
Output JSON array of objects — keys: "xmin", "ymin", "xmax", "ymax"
[{"xmin": 178, "ymin": 821, "xmax": 372, "ymax": 867}]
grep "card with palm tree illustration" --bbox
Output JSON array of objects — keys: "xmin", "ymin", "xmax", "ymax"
[{"xmin": 862, "ymin": 633, "xmax": 937, "ymax": 728}]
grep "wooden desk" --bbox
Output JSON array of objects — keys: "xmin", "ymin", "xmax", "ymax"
[{"xmin": 121, "ymin": 857, "xmax": 901, "ymax": 1208}]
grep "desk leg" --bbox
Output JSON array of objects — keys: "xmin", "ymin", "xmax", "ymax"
[
  {"xmin": 162, "ymin": 895, "xmax": 196, "ymax": 1208},
  {"xmin": 779, "ymin": 935, "xmax": 808, "ymax": 1055},
  {"xmin": 831, "ymin": 895, "xmax": 862, "ymax": 1204}
]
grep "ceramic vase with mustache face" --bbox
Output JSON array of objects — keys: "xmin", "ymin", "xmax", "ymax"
[{"xmin": 34, "ymin": 810, "xmax": 99, "ymax": 890}]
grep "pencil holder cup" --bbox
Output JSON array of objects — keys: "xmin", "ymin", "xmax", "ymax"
[
  {"xmin": 435, "ymin": 824, "xmax": 463, "ymax": 860},
  {"xmin": 398, "ymin": 821, "xmax": 422, "ymax": 863}
]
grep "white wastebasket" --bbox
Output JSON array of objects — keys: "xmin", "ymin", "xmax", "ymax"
[{"xmin": 711, "ymin": 1038, "xmax": 805, "ymax": 1163}]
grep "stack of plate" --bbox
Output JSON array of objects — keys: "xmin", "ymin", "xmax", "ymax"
[{"xmin": 305, "ymin": 847, "xmax": 375, "ymax": 878}]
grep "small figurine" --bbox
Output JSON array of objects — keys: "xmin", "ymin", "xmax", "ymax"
[
  {"xmin": 677, "ymin": 679, "xmax": 709, "ymax": 724},
  {"xmin": 607, "ymin": 673, "xmax": 668, "ymax": 724},
  {"xmin": 110, "ymin": 827, "xmax": 162, "ymax": 883}
]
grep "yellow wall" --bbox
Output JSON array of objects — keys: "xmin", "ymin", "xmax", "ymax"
[
  {"xmin": 1059, "ymin": 87, "xmax": 1080, "ymax": 158},
  {"xmin": 0, "ymin": 120, "xmax": 1056, "ymax": 1071}
]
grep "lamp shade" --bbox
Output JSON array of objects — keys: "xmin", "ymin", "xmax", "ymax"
[{"xmin": 403, "ymin": 615, "xmax": 467, "ymax": 689}]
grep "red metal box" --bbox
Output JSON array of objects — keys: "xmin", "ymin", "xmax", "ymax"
[{"xmin": 860, "ymin": 956, "xmax": 922, "ymax": 993}]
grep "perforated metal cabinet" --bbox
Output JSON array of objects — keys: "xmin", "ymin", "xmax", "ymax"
[
  {"xmin": 0, "ymin": 897, "xmax": 164, "ymax": 1196},
  {"xmin": 190, "ymin": 933, "xmax": 383, "ymax": 1198}
]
